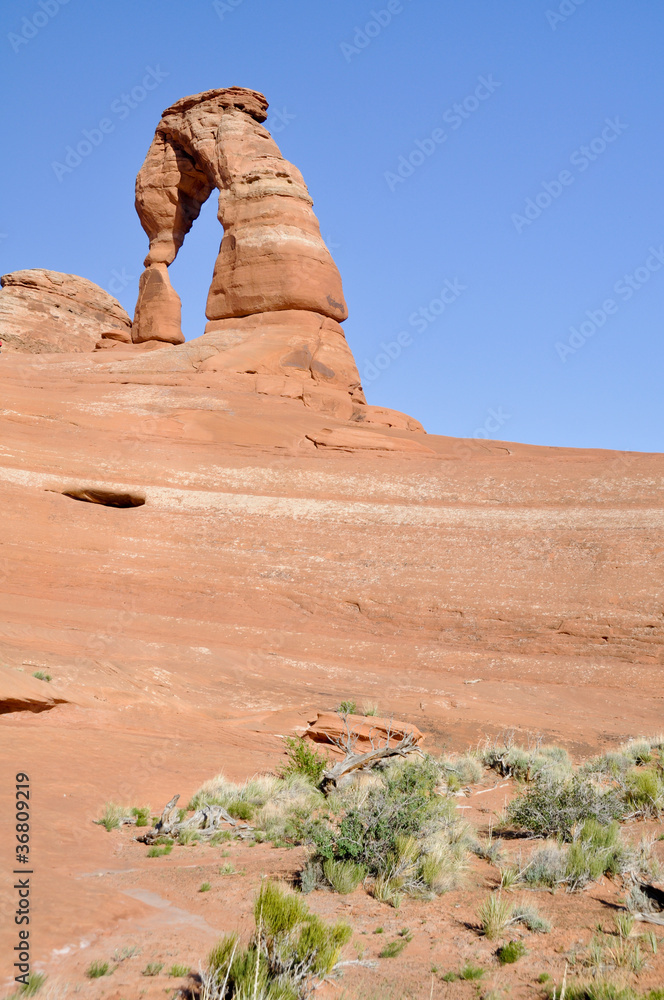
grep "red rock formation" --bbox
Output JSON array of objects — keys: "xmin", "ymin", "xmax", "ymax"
[
  {"xmin": 0, "ymin": 269, "xmax": 131, "ymax": 353},
  {"xmin": 131, "ymin": 87, "xmax": 352, "ymax": 389}
]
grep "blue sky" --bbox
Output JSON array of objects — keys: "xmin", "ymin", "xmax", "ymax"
[{"xmin": 1, "ymin": 0, "xmax": 663, "ymax": 451}]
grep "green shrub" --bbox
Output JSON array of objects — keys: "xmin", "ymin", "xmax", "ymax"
[
  {"xmin": 147, "ymin": 841, "xmax": 173, "ymax": 858},
  {"xmin": 555, "ymin": 981, "xmax": 641, "ymax": 1000},
  {"xmin": 178, "ymin": 828, "xmax": 201, "ymax": 846},
  {"xmin": 458, "ymin": 962, "xmax": 484, "ymax": 980},
  {"xmin": 131, "ymin": 805, "xmax": 150, "ymax": 827},
  {"xmin": 524, "ymin": 820, "xmax": 637, "ymax": 891},
  {"xmin": 32, "ymin": 671, "xmax": 51, "ymax": 682},
  {"xmin": 477, "ymin": 893, "xmax": 513, "ymax": 939},
  {"xmin": 141, "ymin": 962, "xmax": 163, "ymax": 976},
  {"xmin": 205, "ymin": 881, "xmax": 351, "ymax": 999},
  {"xmin": 337, "ymin": 700, "xmax": 357, "ymax": 714},
  {"xmin": 199, "ymin": 882, "xmax": 212, "ymax": 892},
  {"xmin": 622, "ymin": 739, "xmax": 654, "ymax": 765},
  {"xmin": 625, "ymin": 767, "xmax": 663, "ymax": 815},
  {"xmin": 378, "ymin": 938, "xmax": 408, "ymax": 958},
  {"xmin": 512, "ymin": 904, "xmax": 551, "ymax": 933},
  {"xmin": 323, "ymin": 859, "xmax": 366, "ymax": 894},
  {"xmin": 86, "ymin": 961, "xmax": 110, "ymax": 978},
  {"xmin": 279, "ymin": 737, "xmax": 329, "ymax": 784},
  {"xmin": 507, "ymin": 774, "xmax": 625, "ymax": 840},
  {"xmin": 95, "ymin": 802, "xmax": 128, "ymax": 832},
  {"xmin": 480, "ymin": 741, "xmax": 571, "ymax": 782},
  {"xmin": 17, "ymin": 973, "xmax": 46, "ymax": 996},
  {"xmin": 496, "ymin": 939, "xmax": 526, "ymax": 964},
  {"xmin": 304, "ymin": 757, "xmax": 468, "ymax": 903},
  {"xmin": 167, "ymin": 964, "xmax": 190, "ymax": 977},
  {"xmin": 226, "ymin": 799, "xmax": 255, "ymax": 821}
]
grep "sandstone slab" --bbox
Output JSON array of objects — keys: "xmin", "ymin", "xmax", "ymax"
[{"xmin": 0, "ymin": 269, "xmax": 131, "ymax": 353}]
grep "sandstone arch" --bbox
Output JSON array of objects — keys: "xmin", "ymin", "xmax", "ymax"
[{"xmin": 132, "ymin": 86, "xmax": 348, "ymax": 346}]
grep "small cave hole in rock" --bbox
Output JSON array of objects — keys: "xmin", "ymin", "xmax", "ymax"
[{"xmin": 61, "ymin": 489, "xmax": 146, "ymax": 508}]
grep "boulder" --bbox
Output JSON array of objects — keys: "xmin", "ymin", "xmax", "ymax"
[
  {"xmin": 303, "ymin": 712, "xmax": 425, "ymax": 753},
  {"xmin": 0, "ymin": 269, "xmax": 131, "ymax": 353}
]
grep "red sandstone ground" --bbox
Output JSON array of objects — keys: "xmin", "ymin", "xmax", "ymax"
[{"xmin": 1, "ymin": 346, "xmax": 663, "ymax": 998}]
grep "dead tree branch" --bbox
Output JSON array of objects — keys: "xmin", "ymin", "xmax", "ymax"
[
  {"xmin": 136, "ymin": 793, "xmax": 251, "ymax": 844},
  {"xmin": 319, "ymin": 729, "xmax": 423, "ymax": 793}
]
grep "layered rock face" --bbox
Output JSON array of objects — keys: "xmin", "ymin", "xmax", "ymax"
[
  {"xmin": 0, "ymin": 269, "xmax": 132, "ymax": 353},
  {"xmin": 131, "ymin": 87, "xmax": 357, "ymax": 401}
]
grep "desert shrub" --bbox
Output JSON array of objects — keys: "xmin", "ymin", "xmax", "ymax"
[
  {"xmin": 299, "ymin": 861, "xmax": 323, "ymax": 895},
  {"xmin": 625, "ymin": 767, "xmax": 664, "ymax": 816},
  {"xmin": 507, "ymin": 774, "xmax": 625, "ymax": 840},
  {"xmin": 479, "ymin": 740, "xmax": 571, "ymax": 783},
  {"xmin": 32, "ymin": 671, "xmax": 51, "ymax": 682},
  {"xmin": 523, "ymin": 845, "xmax": 566, "ymax": 888},
  {"xmin": 168, "ymin": 964, "xmax": 190, "ymax": 977},
  {"xmin": 141, "ymin": 962, "xmax": 163, "ymax": 976},
  {"xmin": 362, "ymin": 702, "xmax": 379, "ymax": 716},
  {"xmin": 147, "ymin": 841, "xmax": 173, "ymax": 857},
  {"xmin": 512, "ymin": 904, "xmax": 551, "ymax": 933},
  {"xmin": 496, "ymin": 939, "xmax": 526, "ymax": 964},
  {"xmin": 372, "ymin": 874, "xmax": 403, "ymax": 908},
  {"xmin": 306, "ymin": 757, "xmax": 467, "ymax": 901},
  {"xmin": 442, "ymin": 753, "xmax": 483, "ymax": 788},
  {"xmin": 613, "ymin": 912, "xmax": 634, "ymax": 938},
  {"xmin": 95, "ymin": 802, "xmax": 129, "ymax": 832},
  {"xmin": 458, "ymin": 962, "xmax": 484, "ymax": 980},
  {"xmin": 279, "ymin": 738, "xmax": 329, "ymax": 784},
  {"xmin": 190, "ymin": 772, "xmax": 279, "ymax": 811},
  {"xmin": 523, "ymin": 820, "xmax": 642, "ymax": 891},
  {"xmin": 131, "ymin": 805, "xmax": 150, "ymax": 827},
  {"xmin": 470, "ymin": 835, "xmax": 503, "ymax": 864},
  {"xmin": 564, "ymin": 820, "xmax": 627, "ymax": 890},
  {"xmin": 204, "ymin": 881, "xmax": 350, "ymax": 999},
  {"xmin": 86, "ymin": 961, "xmax": 110, "ymax": 978},
  {"xmin": 621, "ymin": 738, "xmax": 654, "ymax": 765},
  {"xmin": 477, "ymin": 893, "xmax": 513, "ymax": 939},
  {"xmin": 582, "ymin": 751, "xmax": 633, "ymax": 779},
  {"xmin": 323, "ymin": 859, "xmax": 366, "ymax": 894},
  {"xmin": 17, "ymin": 973, "xmax": 46, "ymax": 996},
  {"xmin": 226, "ymin": 799, "xmax": 255, "ymax": 821},
  {"xmin": 337, "ymin": 700, "xmax": 357, "ymax": 714},
  {"xmin": 556, "ymin": 981, "xmax": 641, "ymax": 1000},
  {"xmin": 199, "ymin": 882, "xmax": 212, "ymax": 893},
  {"xmin": 378, "ymin": 935, "xmax": 409, "ymax": 959},
  {"xmin": 178, "ymin": 828, "xmax": 201, "ymax": 846}
]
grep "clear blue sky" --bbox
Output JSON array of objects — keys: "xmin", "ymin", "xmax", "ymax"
[{"xmin": 2, "ymin": 0, "xmax": 663, "ymax": 452}]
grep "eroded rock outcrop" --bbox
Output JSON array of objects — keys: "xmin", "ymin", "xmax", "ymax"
[
  {"xmin": 0, "ymin": 270, "xmax": 131, "ymax": 354},
  {"xmin": 130, "ymin": 87, "xmax": 360, "ymax": 401}
]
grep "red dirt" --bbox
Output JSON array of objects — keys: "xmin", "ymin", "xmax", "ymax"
[{"xmin": 1, "ymin": 348, "xmax": 663, "ymax": 998}]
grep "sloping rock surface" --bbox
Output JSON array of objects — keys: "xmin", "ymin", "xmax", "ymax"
[{"xmin": 0, "ymin": 269, "xmax": 131, "ymax": 353}]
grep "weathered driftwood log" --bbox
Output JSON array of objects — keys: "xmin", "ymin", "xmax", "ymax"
[
  {"xmin": 319, "ymin": 729, "xmax": 423, "ymax": 793},
  {"xmin": 136, "ymin": 793, "xmax": 251, "ymax": 844}
]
